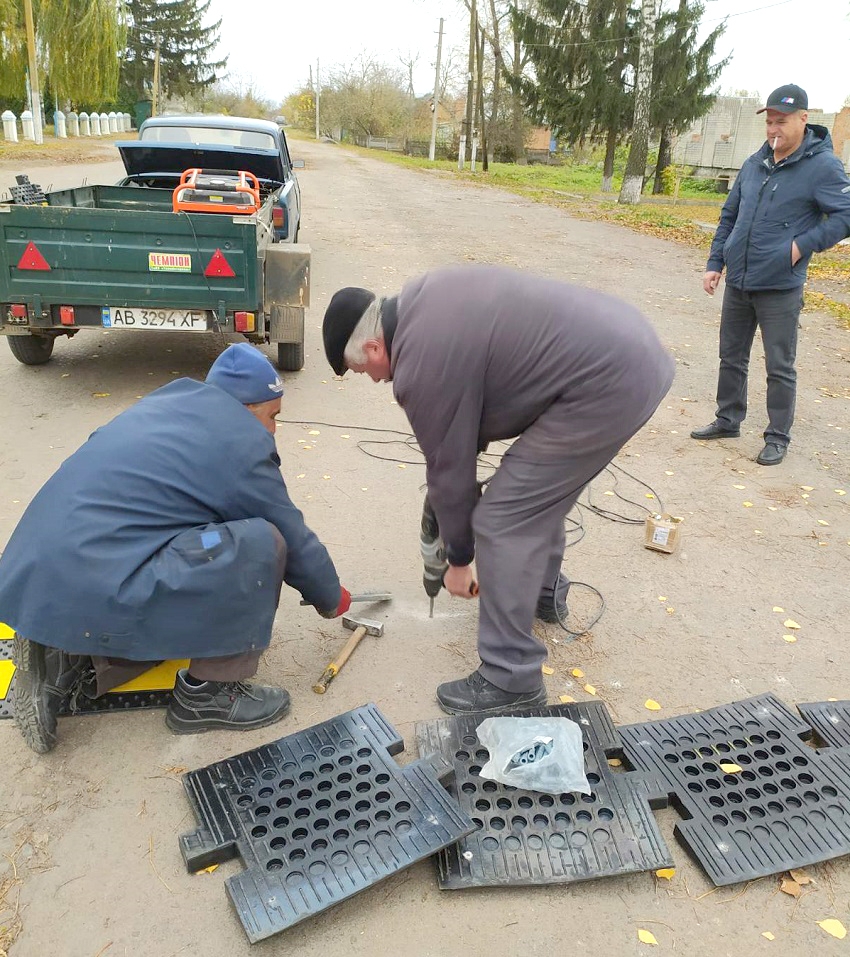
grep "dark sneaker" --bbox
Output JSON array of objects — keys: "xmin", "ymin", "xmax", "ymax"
[
  {"xmin": 690, "ymin": 421, "xmax": 740, "ymax": 440},
  {"xmin": 13, "ymin": 636, "xmax": 91, "ymax": 754},
  {"xmin": 756, "ymin": 442, "xmax": 787, "ymax": 466},
  {"xmin": 535, "ymin": 599, "xmax": 569, "ymax": 624},
  {"xmin": 165, "ymin": 669, "xmax": 291, "ymax": 734},
  {"xmin": 436, "ymin": 670, "xmax": 547, "ymax": 715}
]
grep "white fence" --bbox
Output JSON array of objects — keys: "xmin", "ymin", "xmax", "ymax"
[{"xmin": 1, "ymin": 109, "xmax": 133, "ymax": 143}]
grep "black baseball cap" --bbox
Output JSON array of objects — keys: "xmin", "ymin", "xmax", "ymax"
[
  {"xmin": 756, "ymin": 84, "xmax": 808, "ymax": 114},
  {"xmin": 322, "ymin": 287, "xmax": 376, "ymax": 375}
]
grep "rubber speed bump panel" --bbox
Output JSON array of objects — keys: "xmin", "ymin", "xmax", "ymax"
[
  {"xmin": 415, "ymin": 701, "xmax": 672, "ymax": 889},
  {"xmin": 619, "ymin": 693, "xmax": 850, "ymax": 886},
  {"xmin": 0, "ymin": 640, "xmax": 14, "ymax": 719},
  {"xmin": 179, "ymin": 703, "xmax": 476, "ymax": 943},
  {"xmin": 798, "ymin": 702, "xmax": 850, "ymax": 750}
]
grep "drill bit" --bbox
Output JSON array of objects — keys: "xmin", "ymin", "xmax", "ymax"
[{"xmin": 429, "ymin": 596, "xmax": 435, "ymax": 618}]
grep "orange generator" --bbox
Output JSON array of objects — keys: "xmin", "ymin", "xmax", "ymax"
[{"xmin": 172, "ymin": 168, "xmax": 261, "ymax": 215}]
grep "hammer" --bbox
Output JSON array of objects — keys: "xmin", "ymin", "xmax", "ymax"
[{"xmin": 312, "ymin": 614, "xmax": 383, "ymax": 694}]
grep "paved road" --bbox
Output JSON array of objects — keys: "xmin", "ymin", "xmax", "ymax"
[{"xmin": 1, "ymin": 139, "xmax": 848, "ymax": 957}]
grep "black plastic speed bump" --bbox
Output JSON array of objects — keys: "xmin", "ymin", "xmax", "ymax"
[
  {"xmin": 179, "ymin": 704, "xmax": 476, "ymax": 943},
  {"xmin": 415, "ymin": 701, "xmax": 672, "ymax": 889},
  {"xmin": 798, "ymin": 702, "xmax": 850, "ymax": 750},
  {"xmin": 619, "ymin": 693, "xmax": 850, "ymax": 886}
]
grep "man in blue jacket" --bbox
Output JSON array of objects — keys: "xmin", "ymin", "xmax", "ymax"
[
  {"xmin": 692, "ymin": 84, "xmax": 850, "ymax": 465},
  {"xmin": 0, "ymin": 344, "xmax": 351, "ymax": 752}
]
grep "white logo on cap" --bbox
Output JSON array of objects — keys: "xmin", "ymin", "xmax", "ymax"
[{"xmin": 268, "ymin": 379, "xmax": 283, "ymax": 394}]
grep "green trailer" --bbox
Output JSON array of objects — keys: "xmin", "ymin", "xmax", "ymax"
[{"xmin": 0, "ymin": 117, "xmax": 310, "ymax": 371}]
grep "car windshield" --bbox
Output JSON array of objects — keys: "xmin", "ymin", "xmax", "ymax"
[{"xmin": 140, "ymin": 125, "xmax": 276, "ymax": 150}]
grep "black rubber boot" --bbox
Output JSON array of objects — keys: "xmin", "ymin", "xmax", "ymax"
[
  {"xmin": 13, "ymin": 636, "xmax": 91, "ymax": 754},
  {"xmin": 165, "ymin": 669, "xmax": 291, "ymax": 734},
  {"xmin": 536, "ymin": 572, "xmax": 570, "ymax": 624},
  {"xmin": 436, "ymin": 670, "xmax": 547, "ymax": 716}
]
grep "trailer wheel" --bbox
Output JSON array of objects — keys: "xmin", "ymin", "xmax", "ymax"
[
  {"xmin": 277, "ymin": 341, "xmax": 304, "ymax": 372},
  {"xmin": 7, "ymin": 334, "xmax": 55, "ymax": 365}
]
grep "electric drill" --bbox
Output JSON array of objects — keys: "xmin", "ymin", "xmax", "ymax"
[{"xmin": 420, "ymin": 492, "xmax": 447, "ymax": 618}]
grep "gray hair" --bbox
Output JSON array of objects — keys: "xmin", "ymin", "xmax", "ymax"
[{"xmin": 343, "ymin": 297, "xmax": 384, "ymax": 368}]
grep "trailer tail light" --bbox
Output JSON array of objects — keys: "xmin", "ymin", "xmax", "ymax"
[
  {"xmin": 272, "ymin": 207, "xmax": 285, "ymax": 229},
  {"xmin": 204, "ymin": 248, "xmax": 236, "ymax": 278},
  {"xmin": 234, "ymin": 311, "xmax": 255, "ymax": 333},
  {"xmin": 10, "ymin": 304, "xmax": 27, "ymax": 319},
  {"xmin": 59, "ymin": 306, "xmax": 75, "ymax": 326}
]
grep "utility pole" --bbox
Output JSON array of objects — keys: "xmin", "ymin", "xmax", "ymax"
[
  {"xmin": 315, "ymin": 58, "xmax": 320, "ymax": 140},
  {"xmin": 151, "ymin": 40, "xmax": 161, "ymax": 117},
  {"xmin": 428, "ymin": 18, "xmax": 444, "ymax": 162},
  {"xmin": 460, "ymin": 0, "xmax": 477, "ymax": 169},
  {"xmin": 619, "ymin": 0, "xmax": 658, "ymax": 204},
  {"xmin": 22, "ymin": 0, "xmax": 43, "ymax": 144}
]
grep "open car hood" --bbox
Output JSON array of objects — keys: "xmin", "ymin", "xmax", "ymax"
[{"xmin": 117, "ymin": 141, "xmax": 286, "ymax": 182}]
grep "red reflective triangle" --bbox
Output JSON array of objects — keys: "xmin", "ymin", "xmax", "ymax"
[
  {"xmin": 204, "ymin": 248, "xmax": 235, "ymax": 278},
  {"xmin": 17, "ymin": 241, "xmax": 51, "ymax": 271}
]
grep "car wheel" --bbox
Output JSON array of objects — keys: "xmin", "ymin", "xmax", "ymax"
[
  {"xmin": 277, "ymin": 341, "xmax": 304, "ymax": 372},
  {"xmin": 7, "ymin": 334, "xmax": 55, "ymax": 365}
]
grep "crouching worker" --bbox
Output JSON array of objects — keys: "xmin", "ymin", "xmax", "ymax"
[{"xmin": 0, "ymin": 343, "xmax": 351, "ymax": 752}]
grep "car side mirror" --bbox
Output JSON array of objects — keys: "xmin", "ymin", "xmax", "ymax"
[{"xmin": 292, "ymin": 159, "xmax": 305, "ymax": 169}]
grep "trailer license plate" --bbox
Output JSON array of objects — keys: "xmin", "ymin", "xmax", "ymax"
[{"xmin": 102, "ymin": 307, "xmax": 209, "ymax": 331}]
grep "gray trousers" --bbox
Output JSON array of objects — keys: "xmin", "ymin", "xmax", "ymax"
[
  {"xmin": 715, "ymin": 285, "xmax": 803, "ymax": 446},
  {"xmin": 91, "ymin": 523, "xmax": 288, "ymax": 696},
  {"xmin": 473, "ymin": 405, "xmax": 651, "ymax": 693}
]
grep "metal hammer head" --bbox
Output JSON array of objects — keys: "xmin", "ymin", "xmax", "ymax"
[{"xmin": 342, "ymin": 614, "xmax": 383, "ymax": 637}]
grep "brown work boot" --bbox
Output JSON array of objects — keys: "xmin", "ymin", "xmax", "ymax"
[{"xmin": 165, "ymin": 669, "xmax": 290, "ymax": 734}]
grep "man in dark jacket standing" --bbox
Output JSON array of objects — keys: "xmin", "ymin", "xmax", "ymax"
[
  {"xmin": 0, "ymin": 343, "xmax": 351, "ymax": 752},
  {"xmin": 692, "ymin": 84, "xmax": 850, "ymax": 465},
  {"xmin": 322, "ymin": 266, "xmax": 674, "ymax": 714}
]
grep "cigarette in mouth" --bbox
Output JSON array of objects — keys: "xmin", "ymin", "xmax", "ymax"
[{"xmin": 772, "ymin": 136, "xmax": 779, "ymax": 149}]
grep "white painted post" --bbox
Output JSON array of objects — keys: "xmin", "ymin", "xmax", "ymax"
[
  {"xmin": 90, "ymin": 111, "xmax": 101, "ymax": 135},
  {"xmin": 79, "ymin": 111, "xmax": 90, "ymax": 135},
  {"xmin": 54, "ymin": 110, "xmax": 67, "ymax": 137},
  {"xmin": 21, "ymin": 110, "xmax": 34, "ymax": 140},
  {"xmin": 67, "ymin": 111, "xmax": 79, "ymax": 136},
  {"xmin": 99, "ymin": 112, "xmax": 109, "ymax": 134},
  {"xmin": 107, "ymin": 111, "xmax": 117, "ymax": 132},
  {"xmin": 124, "ymin": 112, "xmax": 131, "ymax": 131},
  {"xmin": 1, "ymin": 110, "xmax": 18, "ymax": 143}
]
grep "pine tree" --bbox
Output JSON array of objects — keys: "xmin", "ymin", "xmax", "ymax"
[
  {"xmin": 119, "ymin": 0, "xmax": 227, "ymax": 109},
  {"xmin": 650, "ymin": 0, "xmax": 728, "ymax": 192}
]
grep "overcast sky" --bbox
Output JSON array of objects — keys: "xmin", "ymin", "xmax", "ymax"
[{"xmin": 207, "ymin": 0, "xmax": 848, "ymax": 114}]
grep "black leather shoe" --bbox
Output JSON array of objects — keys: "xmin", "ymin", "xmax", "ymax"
[
  {"xmin": 436, "ymin": 670, "xmax": 547, "ymax": 715},
  {"xmin": 757, "ymin": 442, "xmax": 787, "ymax": 466},
  {"xmin": 13, "ymin": 636, "xmax": 91, "ymax": 754},
  {"xmin": 690, "ymin": 421, "xmax": 740, "ymax": 440},
  {"xmin": 535, "ymin": 599, "xmax": 569, "ymax": 624},
  {"xmin": 165, "ymin": 670, "xmax": 291, "ymax": 734}
]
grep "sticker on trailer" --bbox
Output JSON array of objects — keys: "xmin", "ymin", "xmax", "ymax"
[{"xmin": 148, "ymin": 252, "xmax": 192, "ymax": 272}]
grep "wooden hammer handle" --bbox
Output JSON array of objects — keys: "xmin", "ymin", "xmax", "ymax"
[{"xmin": 312, "ymin": 625, "xmax": 367, "ymax": 694}]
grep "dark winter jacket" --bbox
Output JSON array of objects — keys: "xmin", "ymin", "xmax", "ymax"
[
  {"xmin": 707, "ymin": 125, "xmax": 850, "ymax": 291},
  {"xmin": 391, "ymin": 266, "xmax": 675, "ymax": 566},
  {"xmin": 0, "ymin": 379, "xmax": 341, "ymax": 659}
]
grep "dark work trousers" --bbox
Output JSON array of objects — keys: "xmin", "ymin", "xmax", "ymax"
[
  {"xmin": 91, "ymin": 523, "xmax": 288, "ymax": 696},
  {"xmin": 715, "ymin": 285, "xmax": 804, "ymax": 446},
  {"xmin": 473, "ymin": 402, "xmax": 663, "ymax": 694}
]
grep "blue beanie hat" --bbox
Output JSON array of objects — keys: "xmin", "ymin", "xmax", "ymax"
[{"xmin": 205, "ymin": 343, "xmax": 284, "ymax": 404}]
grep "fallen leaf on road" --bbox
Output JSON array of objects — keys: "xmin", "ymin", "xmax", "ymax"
[
  {"xmin": 195, "ymin": 864, "xmax": 219, "ymax": 875},
  {"xmin": 559, "ymin": 694, "xmax": 576, "ymax": 704},
  {"xmin": 637, "ymin": 929, "xmax": 658, "ymax": 945},
  {"xmin": 571, "ymin": 668, "xmax": 585, "ymax": 678},
  {"xmin": 655, "ymin": 868, "xmax": 675, "ymax": 880},
  {"xmin": 800, "ymin": 485, "xmax": 814, "ymax": 491},
  {"xmin": 789, "ymin": 868, "xmax": 813, "ymax": 885},
  {"xmin": 542, "ymin": 665, "xmax": 555, "ymax": 675},
  {"xmin": 818, "ymin": 920, "xmax": 846, "ymax": 940},
  {"xmin": 296, "ymin": 473, "xmax": 305, "ymax": 478},
  {"xmin": 308, "ymin": 430, "xmax": 320, "ymax": 435},
  {"xmin": 783, "ymin": 619, "xmax": 801, "ymax": 629},
  {"xmin": 720, "ymin": 762, "xmax": 742, "ymax": 773},
  {"xmin": 772, "ymin": 606, "xmax": 784, "ymax": 612},
  {"xmin": 780, "ymin": 877, "xmax": 802, "ymax": 898},
  {"xmin": 92, "ymin": 392, "xmax": 110, "ymax": 398},
  {"xmin": 733, "ymin": 484, "xmax": 746, "ymax": 490},
  {"xmin": 645, "ymin": 493, "xmax": 655, "ymax": 499},
  {"xmin": 341, "ymin": 434, "xmax": 350, "ymax": 439},
  {"xmin": 665, "ymin": 470, "xmax": 674, "ymax": 476},
  {"xmin": 742, "ymin": 501, "xmax": 753, "ymax": 508},
  {"xmin": 761, "ymin": 931, "xmax": 775, "ymax": 941},
  {"xmin": 836, "ymin": 489, "xmax": 846, "ymax": 496},
  {"xmin": 658, "ymin": 596, "xmax": 667, "ymax": 602},
  {"xmin": 783, "ymin": 635, "xmax": 797, "ymax": 643},
  {"xmin": 817, "ymin": 520, "xmax": 830, "ymax": 527},
  {"xmin": 398, "ymin": 464, "xmax": 407, "ymax": 469},
  {"xmin": 584, "ymin": 684, "xmax": 597, "ymax": 696},
  {"xmin": 645, "ymin": 699, "xmax": 662, "ymax": 711},
  {"xmin": 607, "ymin": 757, "xmax": 622, "ymax": 767}
]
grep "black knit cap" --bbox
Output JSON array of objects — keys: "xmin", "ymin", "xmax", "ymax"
[{"xmin": 322, "ymin": 287, "xmax": 376, "ymax": 375}]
